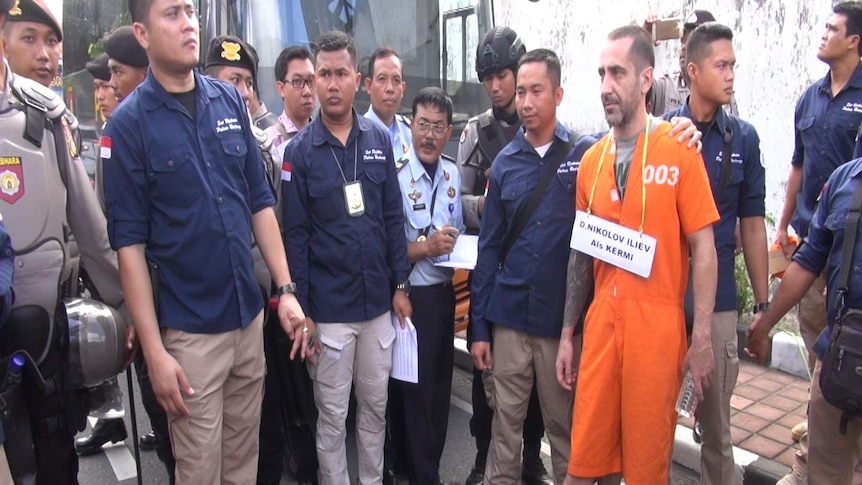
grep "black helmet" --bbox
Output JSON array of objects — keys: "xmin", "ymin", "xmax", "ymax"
[
  {"xmin": 62, "ymin": 298, "xmax": 131, "ymax": 389},
  {"xmin": 475, "ymin": 26, "xmax": 526, "ymax": 82}
]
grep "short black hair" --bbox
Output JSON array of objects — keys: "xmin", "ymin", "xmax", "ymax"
[
  {"xmin": 127, "ymin": 0, "xmax": 153, "ymax": 24},
  {"xmin": 517, "ymin": 48, "xmax": 562, "ymax": 88},
  {"xmin": 314, "ymin": 31, "xmax": 357, "ymax": 69},
  {"xmin": 411, "ymin": 87, "xmax": 453, "ymax": 125},
  {"xmin": 685, "ymin": 22, "xmax": 733, "ymax": 68},
  {"xmin": 275, "ymin": 45, "xmax": 313, "ymax": 82},
  {"xmin": 835, "ymin": 1, "xmax": 862, "ymax": 55},
  {"xmin": 607, "ymin": 24, "xmax": 655, "ymax": 72},
  {"xmin": 367, "ymin": 47, "xmax": 401, "ymax": 78}
]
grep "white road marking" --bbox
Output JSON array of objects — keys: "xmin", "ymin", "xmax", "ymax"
[{"xmin": 86, "ymin": 417, "xmax": 138, "ymax": 481}]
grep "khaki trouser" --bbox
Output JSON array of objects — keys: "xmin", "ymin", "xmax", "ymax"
[
  {"xmin": 696, "ymin": 311, "xmax": 742, "ymax": 485},
  {"xmin": 485, "ymin": 325, "xmax": 576, "ymax": 485},
  {"xmin": 164, "ymin": 311, "xmax": 265, "ymax": 485},
  {"xmin": 0, "ymin": 444, "xmax": 12, "ymax": 485},
  {"xmin": 798, "ymin": 273, "xmax": 827, "ymax": 373},
  {"xmin": 309, "ymin": 312, "xmax": 395, "ymax": 485},
  {"xmin": 808, "ymin": 360, "xmax": 862, "ymax": 485}
]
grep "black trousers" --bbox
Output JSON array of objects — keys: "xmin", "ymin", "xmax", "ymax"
[
  {"xmin": 257, "ymin": 309, "xmax": 318, "ymax": 485},
  {"xmin": 386, "ymin": 283, "xmax": 455, "ymax": 485},
  {"xmin": 466, "ymin": 274, "xmax": 545, "ymax": 462}
]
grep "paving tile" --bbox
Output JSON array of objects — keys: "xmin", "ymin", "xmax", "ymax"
[
  {"xmin": 762, "ymin": 394, "xmax": 802, "ymax": 412},
  {"xmin": 731, "ymin": 394, "xmax": 753, "ymax": 411},
  {"xmin": 741, "ymin": 361, "xmax": 767, "ymax": 376},
  {"xmin": 739, "ymin": 435, "xmax": 788, "ymax": 459},
  {"xmin": 733, "ymin": 412, "xmax": 770, "ymax": 433},
  {"xmin": 737, "ymin": 370, "xmax": 755, "ymax": 384},
  {"xmin": 778, "ymin": 385, "xmax": 810, "ymax": 403},
  {"xmin": 748, "ymin": 377, "xmax": 785, "ymax": 393},
  {"xmin": 790, "ymin": 379, "xmax": 811, "ymax": 391},
  {"xmin": 775, "ymin": 447, "xmax": 798, "ymax": 468},
  {"xmin": 746, "ymin": 403, "xmax": 787, "ymax": 423},
  {"xmin": 759, "ymin": 423, "xmax": 794, "ymax": 444},
  {"xmin": 762, "ymin": 370, "xmax": 800, "ymax": 385},
  {"xmin": 735, "ymin": 384, "xmax": 770, "ymax": 401},
  {"xmin": 777, "ymin": 413, "xmax": 806, "ymax": 429},
  {"xmin": 730, "ymin": 425, "xmax": 752, "ymax": 446}
]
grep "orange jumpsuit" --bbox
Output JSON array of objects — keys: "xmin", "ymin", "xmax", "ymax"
[{"xmin": 568, "ymin": 121, "xmax": 719, "ymax": 484}]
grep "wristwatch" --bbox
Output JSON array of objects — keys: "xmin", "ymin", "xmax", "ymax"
[
  {"xmin": 752, "ymin": 302, "xmax": 769, "ymax": 314},
  {"xmin": 275, "ymin": 282, "xmax": 297, "ymax": 297},
  {"xmin": 395, "ymin": 280, "xmax": 411, "ymax": 296}
]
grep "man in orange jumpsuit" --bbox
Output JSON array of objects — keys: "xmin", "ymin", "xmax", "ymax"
[{"xmin": 556, "ymin": 25, "xmax": 719, "ymax": 484}]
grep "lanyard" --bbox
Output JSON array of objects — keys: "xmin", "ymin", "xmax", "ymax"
[
  {"xmin": 329, "ymin": 143, "xmax": 359, "ymax": 183},
  {"xmin": 587, "ymin": 117, "xmax": 651, "ymax": 234}
]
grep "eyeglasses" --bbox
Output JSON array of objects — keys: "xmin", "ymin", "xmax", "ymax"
[
  {"xmin": 415, "ymin": 120, "xmax": 449, "ymax": 139},
  {"xmin": 285, "ymin": 78, "xmax": 313, "ymax": 89}
]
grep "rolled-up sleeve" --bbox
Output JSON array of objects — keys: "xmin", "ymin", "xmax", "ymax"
[{"xmin": 102, "ymin": 117, "xmax": 150, "ymax": 250}]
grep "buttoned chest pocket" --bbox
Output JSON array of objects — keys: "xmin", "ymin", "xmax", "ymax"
[
  {"xmin": 149, "ymin": 147, "xmax": 202, "ymax": 207},
  {"xmin": 555, "ymin": 171, "xmax": 575, "ymax": 194},
  {"xmin": 501, "ymin": 179, "xmax": 528, "ymax": 217},
  {"xmin": 407, "ymin": 208, "xmax": 431, "ymax": 233},
  {"xmin": 833, "ymin": 110, "xmax": 862, "ymax": 136},
  {"xmin": 307, "ymin": 181, "xmax": 343, "ymax": 223},
  {"xmin": 363, "ymin": 161, "xmax": 387, "ymax": 185}
]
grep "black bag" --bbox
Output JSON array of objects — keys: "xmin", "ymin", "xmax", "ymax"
[{"xmin": 819, "ymin": 175, "xmax": 862, "ymax": 435}]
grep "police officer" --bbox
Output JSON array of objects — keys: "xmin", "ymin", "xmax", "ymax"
[
  {"xmin": 663, "ymin": 23, "xmax": 768, "ymax": 485},
  {"xmin": 364, "ymin": 47, "xmax": 412, "ymax": 160},
  {"xmin": 385, "ymin": 87, "xmax": 463, "ymax": 485},
  {"xmin": 2, "ymin": 0, "xmax": 61, "ymax": 88},
  {"xmin": 86, "ymin": 53, "xmax": 118, "ymax": 128},
  {"xmin": 0, "ymin": 1, "xmax": 132, "ymax": 482},
  {"xmin": 457, "ymin": 26, "xmax": 551, "ymax": 485},
  {"xmin": 645, "ymin": 9, "xmax": 738, "ymax": 117},
  {"xmin": 103, "ymin": 26, "xmax": 148, "ymax": 103},
  {"xmin": 282, "ymin": 31, "xmax": 411, "ymax": 485}
]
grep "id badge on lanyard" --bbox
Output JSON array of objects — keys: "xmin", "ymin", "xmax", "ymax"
[{"xmin": 344, "ymin": 180, "xmax": 365, "ymax": 217}]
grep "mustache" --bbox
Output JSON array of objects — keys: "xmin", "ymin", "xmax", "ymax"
[
  {"xmin": 421, "ymin": 141, "xmax": 436, "ymax": 150},
  {"xmin": 602, "ymin": 94, "xmax": 621, "ymax": 105}
]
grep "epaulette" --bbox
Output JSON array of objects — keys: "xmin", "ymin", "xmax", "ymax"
[
  {"xmin": 441, "ymin": 153, "xmax": 456, "ymax": 164},
  {"xmin": 396, "ymin": 113, "xmax": 411, "ymax": 127},
  {"xmin": 395, "ymin": 156, "xmax": 408, "ymax": 172},
  {"xmin": 252, "ymin": 124, "xmax": 273, "ymax": 151}
]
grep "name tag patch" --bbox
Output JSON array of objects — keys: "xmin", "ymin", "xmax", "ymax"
[
  {"xmin": 570, "ymin": 210, "xmax": 657, "ymax": 278},
  {"xmin": 363, "ymin": 148, "xmax": 387, "ymax": 162},
  {"xmin": 216, "ymin": 117, "xmax": 242, "ymax": 133}
]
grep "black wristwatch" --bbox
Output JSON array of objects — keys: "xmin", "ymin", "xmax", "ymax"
[
  {"xmin": 275, "ymin": 282, "xmax": 297, "ymax": 297},
  {"xmin": 395, "ymin": 280, "xmax": 411, "ymax": 296},
  {"xmin": 752, "ymin": 302, "xmax": 769, "ymax": 314}
]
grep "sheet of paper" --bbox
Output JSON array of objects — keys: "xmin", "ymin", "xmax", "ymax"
[
  {"xmin": 433, "ymin": 234, "xmax": 479, "ymax": 270},
  {"xmin": 390, "ymin": 315, "xmax": 418, "ymax": 383}
]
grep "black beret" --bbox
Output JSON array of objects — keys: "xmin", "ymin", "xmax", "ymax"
[
  {"xmin": 0, "ymin": 0, "xmax": 15, "ymax": 14},
  {"xmin": 6, "ymin": 0, "xmax": 62, "ymax": 41},
  {"xmin": 205, "ymin": 36, "xmax": 257, "ymax": 79},
  {"xmin": 104, "ymin": 26, "xmax": 148, "ymax": 68},
  {"xmin": 86, "ymin": 53, "xmax": 111, "ymax": 81},
  {"xmin": 684, "ymin": 10, "xmax": 717, "ymax": 31}
]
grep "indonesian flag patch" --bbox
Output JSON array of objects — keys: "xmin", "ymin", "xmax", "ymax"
[
  {"xmin": 281, "ymin": 161, "xmax": 292, "ymax": 182},
  {"xmin": 100, "ymin": 136, "xmax": 112, "ymax": 159}
]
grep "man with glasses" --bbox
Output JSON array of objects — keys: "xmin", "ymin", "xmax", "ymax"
[
  {"xmin": 270, "ymin": 45, "xmax": 316, "ymax": 160},
  {"xmin": 386, "ymin": 87, "xmax": 464, "ymax": 485}
]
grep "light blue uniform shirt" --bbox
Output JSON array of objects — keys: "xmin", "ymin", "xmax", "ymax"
[
  {"xmin": 364, "ymin": 108, "xmax": 413, "ymax": 161},
  {"xmin": 397, "ymin": 149, "xmax": 465, "ymax": 287}
]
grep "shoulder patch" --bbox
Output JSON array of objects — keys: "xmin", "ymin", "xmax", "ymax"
[
  {"xmin": 460, "ymin": 129, "xmax": 467, "ymax": 144},
  {"xmin": 395, "ymin": 157, "xmax": 408, "ymax": 172},
  {"xmin": 62, "ymin": 118, "xmax": 78, "ymax": 159}
]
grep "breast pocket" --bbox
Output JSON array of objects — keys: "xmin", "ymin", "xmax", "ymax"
[
  {"xmin": 307, "ymin": 180, "xmax": 343, "ymax": 223},
  {"xmin": 149, "ymin": 147, "xmax": 202, "ymax": 207},
  {"xmin": 220, "ymin": 134, "xmax": 249, "ymax": 160},
  {"xmin": 363, "ymin": 161, "xmax": 387, "ymax": 185}
]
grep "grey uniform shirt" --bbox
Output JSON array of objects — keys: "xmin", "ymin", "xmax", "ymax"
[{"xmin": 457, "ymin": 110, "xmax": 520, "ymax": 232}]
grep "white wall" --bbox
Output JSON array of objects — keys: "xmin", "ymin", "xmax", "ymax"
[{"xmin": 496, "ymin": 0, "xmax": 835, "ymax": 230}]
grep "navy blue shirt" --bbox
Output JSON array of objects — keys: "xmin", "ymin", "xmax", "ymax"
[
  {"xmin": 664, "ymin": 104, "xmax": 765, "ymax": 312},
  {"xmin": 281, "ymin": 111, "xmax": 410, "ymax": 324},
  {"xmin": 471, "ymin": 124, "xmax": 595, "ymax": 341},
  {"xmin": 103, "ymin": 70, "xmax": 275, "ymax": 334},
  {"xmin": 791, "ymin": 63, "xmax": 862, "ymax": 237},
  {"xmin": 793, "ymin": 158, "xmax": 862, "ymax": 359}
]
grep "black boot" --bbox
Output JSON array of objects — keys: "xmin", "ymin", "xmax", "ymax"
[
  {"xmin": 139, "ymin": 430, "xmax": 156, "ymax": 451},
  {"xmin": 465, "ymin": 438, "xmax": 489, "ymax": 485},
  {"xmin": 75, "ymin": 418, "xmax": 128, "ymax": 455},
  {"xmin": 522, "ymin": 447, "xmax": 553, "ymax": 485}
]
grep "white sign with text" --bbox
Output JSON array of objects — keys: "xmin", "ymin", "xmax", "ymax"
[{"xmin": 570, "ymin": 210, "xmax": 657, "ymax": 278}]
